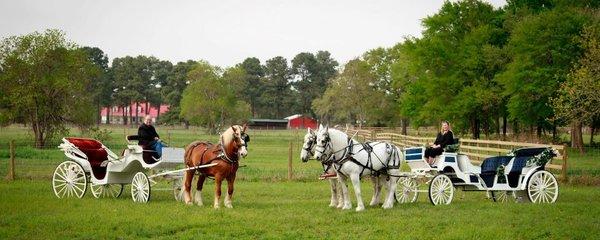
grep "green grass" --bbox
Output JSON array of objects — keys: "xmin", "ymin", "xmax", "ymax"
[
  {"xmin": 1, "ymin": 125, "xmax": 600, "ymax": 239},
  {"xmin": 0, "ymin": 180, "xmax": 599, "ymax": 239}
]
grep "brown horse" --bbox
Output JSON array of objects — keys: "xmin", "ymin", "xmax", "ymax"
[{"xmin": 183, "ymin": 125, "xmax": 249, "ymax": 208}]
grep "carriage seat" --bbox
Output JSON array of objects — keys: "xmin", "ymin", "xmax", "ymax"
[
  {"xmin": 444, "ymin": 138, "xmax": 460, "ymax": 153},
  {"xmin": 65, "ymin": 137, "xmax": 108, "ymax": 179},
  {"xmin": 479, "ymin": 156, "xmax": 512, "ymax": 187},
  {"xmin": 126, "ymin": 135, "xmax": 159, "ymax": 164}
]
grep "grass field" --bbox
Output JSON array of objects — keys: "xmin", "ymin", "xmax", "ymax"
[{"xmin": 1, "ymin": 125, "xmax": 600, "ymax": 239}]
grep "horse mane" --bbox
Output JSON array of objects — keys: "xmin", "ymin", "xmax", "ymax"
[{"xmin": 221, "ymin": 125, "xmax": 241, "ymax": 145}]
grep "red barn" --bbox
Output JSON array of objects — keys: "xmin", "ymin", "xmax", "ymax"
[{"xmin": 285, "ymin": 114, "xmax": 318, "ymax": 129}]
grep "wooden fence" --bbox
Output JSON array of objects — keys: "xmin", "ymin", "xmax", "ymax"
[{"xmin": 342, "ymin": 128, "xmax": 568, "ymax": 177}]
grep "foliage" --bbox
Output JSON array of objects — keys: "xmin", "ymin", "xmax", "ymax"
[
  {"xmin": 261, "ymin": 56, "xmax": 293, "ymax": 118},
  {"xmin": 0, "ymin": 29, "xmax": 98, "ymax": 147},
  {"xmin": 552, "ymin": 25, "xmax": 600, "ymax": 128},
  {"xmin": 179, "ymin": 61, "xmax": 251, "ymax": 134},
  {"xmin": 313, "ymin": 59, "xmax": 385, "ymax": 126},
  {"xmin": 87, "ymin": 126, "xmax": 113, "ymax": 143}
]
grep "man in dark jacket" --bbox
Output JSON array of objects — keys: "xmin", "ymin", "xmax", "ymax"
[{"xmin": 138, "ymin": 115, "xmax": 163, "ymax": 159}]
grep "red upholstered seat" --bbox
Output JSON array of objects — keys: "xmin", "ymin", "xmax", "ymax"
[{"xmin": 65, "ymin": 137, "xmax": 108, "ymax": 179}]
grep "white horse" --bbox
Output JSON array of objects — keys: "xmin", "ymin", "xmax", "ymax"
[
  {"xmin": 300, "ymin": 128, "xmax": 343, "ymax": 208},
  {"xmin": 314, "ymin": 125, "xmax": 403, "ymax": 211}
]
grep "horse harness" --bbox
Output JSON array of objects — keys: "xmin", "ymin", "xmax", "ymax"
[{"xmin": 317, "ymin": 133, "xmax": 401, "ymax": 178}]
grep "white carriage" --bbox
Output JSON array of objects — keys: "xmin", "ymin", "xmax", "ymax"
[
  {"xmin": 395, "ymin": 143, "xmax": 560, "ymax": 205},
  {"xmin": 52, "ymin": 137, "xmax": 214, "ymax": 203}
]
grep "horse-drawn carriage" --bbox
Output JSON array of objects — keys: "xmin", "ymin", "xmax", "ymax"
[
  {"xmin": 52, "ymin": 137, "xmax": 214, "ymax": 203},
  {"xmin": 303, "ymin": 126, "xmax": 560, "ymax": 210},
  {"xmin": 52, "ymin": 125, "xmax": 249, "ymax": 207},
  {"xmin": 396, "ymin": 144, "xmax": 560, "ymax": 205}
]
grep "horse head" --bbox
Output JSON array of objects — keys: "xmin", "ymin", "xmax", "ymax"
[
  {"xmin": 314, "ymin": 125, "xmax": 332, "ymax": 162},
  {"xmin": 300, "ymin": 128, "xmax": 317, "ymax": 162},
  {"xmin": 225, "ymin": 124, "xmax": 249, "ymax": 158}
]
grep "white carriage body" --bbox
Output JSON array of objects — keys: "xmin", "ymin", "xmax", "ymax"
[
  {"xmin": 58, "ymin": 137, "xmax": 185, "ymax": 185},
  {"xmin": 399, "ymin": 146, "xmax": 559, "ymax": 204},
  {"xmin": 404, "ymin": 146, "xmax": 546, "ymax": 191}
]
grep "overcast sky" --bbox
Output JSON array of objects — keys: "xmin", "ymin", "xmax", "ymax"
[{"xmin": 0, "ymin": 0, "xmax": 506, "ymax": 67}]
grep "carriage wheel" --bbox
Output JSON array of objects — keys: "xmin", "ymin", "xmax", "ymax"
[
  {"xmin": 395, "ymin": 177, "xmax": 419, "ymax": 203},
  {"xmin": 491, "ymin": 191, "xmax": 512, "ymax": 203},
  {"xmin": 131, "ymin": 172, "xmax": 151, "ymax": 203},
  {"xmin": 52, "ymin": 161, "xmax": 88, "ymax": 199},
  {"xmin": 172, "ymin": 177, "xmax": 184, "ymax": 202},
  {"xmin": 527, "ymin": 170, "xmax": 558, "ymax": 203},
  {"xmin": 428, "ymin": 174, "xmax": 454, "ymax": 205},
  {"xmin": 90, "ymin": 183, "xmax": 124, "ymax": 198}
]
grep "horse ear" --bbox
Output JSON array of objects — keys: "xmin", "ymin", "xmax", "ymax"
[
  {"xmin": 319, "ymin": 124, "xmax": 323, "ymax": 130},
  {"xmin": 231, "ymin": 125, "xmax": 237, "ymax": 133},
  {"xmin": 325, "ymin": 125, "xmax": 329, "ymax": 131},
  {"xmin": 242, "ymin": 123, "xmax": 248, "ymax": 132},
  {"xmin": 307, "ymin": 127, "xmax": 312, "ymax": 134}
]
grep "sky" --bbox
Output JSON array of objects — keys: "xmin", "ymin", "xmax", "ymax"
[{"xmin": 0, "ymin": 0, "xmax": 506, "ymax": 67}]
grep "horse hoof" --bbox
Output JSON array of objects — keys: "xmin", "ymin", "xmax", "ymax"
[
  {"xmin": 225, "ymin": 204, "xmax": 233, "ymax": 208},
  {"xmin": 355, "ymin": 206, "xmax": 365, "ymax": 212},
  {"xmin": 185, "ymin": 201, "xmax": 193, "ymax": 205},
  {"xmin": 382, "ymin": 204, "xmax": 393, "ymax": 209}
]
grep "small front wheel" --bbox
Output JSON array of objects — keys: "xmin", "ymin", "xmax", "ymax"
[
  {"xmin": 131, "ymin": 172, "xmax": 151, "ymax": 203},
  {"xmin": 396, "ymin": 177, "xmax": 419, "ymax": 203},
  {"xmin": 428, "ymin": 174, "xmax": 454, "ymax": 205},
  {"xmin": 91, "ymin": 183, "xmax": 124, "ymax": 198}
]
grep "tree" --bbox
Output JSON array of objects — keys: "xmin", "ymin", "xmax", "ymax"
[
  {"xmin": 262, "ymin": 56, "xmax": 293, "ymax": 118},
  {"xmin": 81, "ymin": 46, "xmax": 111, "ymax": 125},
  {"xmin": 239, "ymin": 57, "xmax": 264, "ymax": 117},
  {"xmin": 498, "ymin": 6, "xmax": 591, "ymax": 137},
  {"xmin": 180, "ymin": 61, "xmax": 250, "ymax": 134},
  {"xmin": 161, "ymin": 60, "xmax": 196, "ymax": 126},
  {"xmin": 0, "ymin": 29, "xmax": 98, "ymax": 147},
  {"xmin": 313, "ymin": 59, "xmax": 384, "ymax": 127},
  {"xmin": 552, "ymin": 25, "xmax": 600, "ymax": 151},
  {"xmin": 112, "ymin": 55, "xmax": 162, "ymax": 126}
]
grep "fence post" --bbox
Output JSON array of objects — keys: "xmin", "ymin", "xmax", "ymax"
[
  {"xmin": 562, "ymin": 144, "xmax": 568, "ymax": 182},
  {"xmin": 288, "ymin": 141, "xmax": 293, "ymax": 180},
  {"xmin": 6, "ymin": 140, "xmax": 15, "ymax": 181}
]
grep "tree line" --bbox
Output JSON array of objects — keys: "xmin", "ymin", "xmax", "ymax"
[
  {"xmin": 1, "ymin": 0, "xmax": 599, "ymax": 150},
  {"xmin": 312, "ymin": 0, "xmax": 600, "ymax": 150}
]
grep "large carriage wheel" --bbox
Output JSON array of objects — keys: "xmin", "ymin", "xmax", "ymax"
[
  {"xmin": 131, "ymin": 172, "xmax": 151, "ymax": 203},
  {"xmin": 527, "ymin": 170, "xmax": 558, "ymax": 203},
  {"xmin": 395, "ymin": 177, "xmax": 419, "ymax": 203},
  {"xmin": 90, "ymin": 183, "xmax": 124, "ymax": 198},
  {"xmin": 428, "ymin": 174, "xmax": 454, "ymax": 205},
  {"xmin": 52, "ymin": 161, "xmax": 88, "ymax": 198},
  {"xmin": 172, "ymin": 177, "xmax": 185, "ymax": 202}
]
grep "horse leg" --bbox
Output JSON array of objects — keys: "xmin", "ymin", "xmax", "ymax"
[
  {"xmin": 194, "ymin": 174, "xmax": 206, "ymax": 206},
  {"xmin": 337, "ymin": 174, "xmax": 352, "ymax": 210},
  {"xmin": 350, "ymin": 173, "xmax": 365, "ymax": 211},
  {"xmin": 183, "ymin": 170, "xmax": 195, "ymax": 205},
  {"xmin": 336, "ymin": 182, "xmax": 344, "ymax": 208},
  {"xmin": 382, "ymin": 169, "xmax": 400, "ymax": 209},
  {"xmin": 213, "ymin": 175, "xmax": 223, "ymax": 209},
  {"xmin": 328, "ymin": 178, "xmax": 338, "ymax": 207},
  {"xmin": 224, "ymin": 175, "xmax": 235, "ymax": 208},
  {"xmin": 369, "ymin": 176, "xmax": 383, "ymax": 206}
]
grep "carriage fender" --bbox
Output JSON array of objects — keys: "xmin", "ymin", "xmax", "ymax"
[{"xmin": 62, "ymin": 152, "xmax": 92, "ymax": 172}]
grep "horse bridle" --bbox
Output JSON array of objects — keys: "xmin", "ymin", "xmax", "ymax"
[
  {"xmin": 315, "ymin": 132, "xmax": 333, "ymax": 162},
  {"xmin": 303, "ymin": 134, "xmax": 317, "ymax": 153}
]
